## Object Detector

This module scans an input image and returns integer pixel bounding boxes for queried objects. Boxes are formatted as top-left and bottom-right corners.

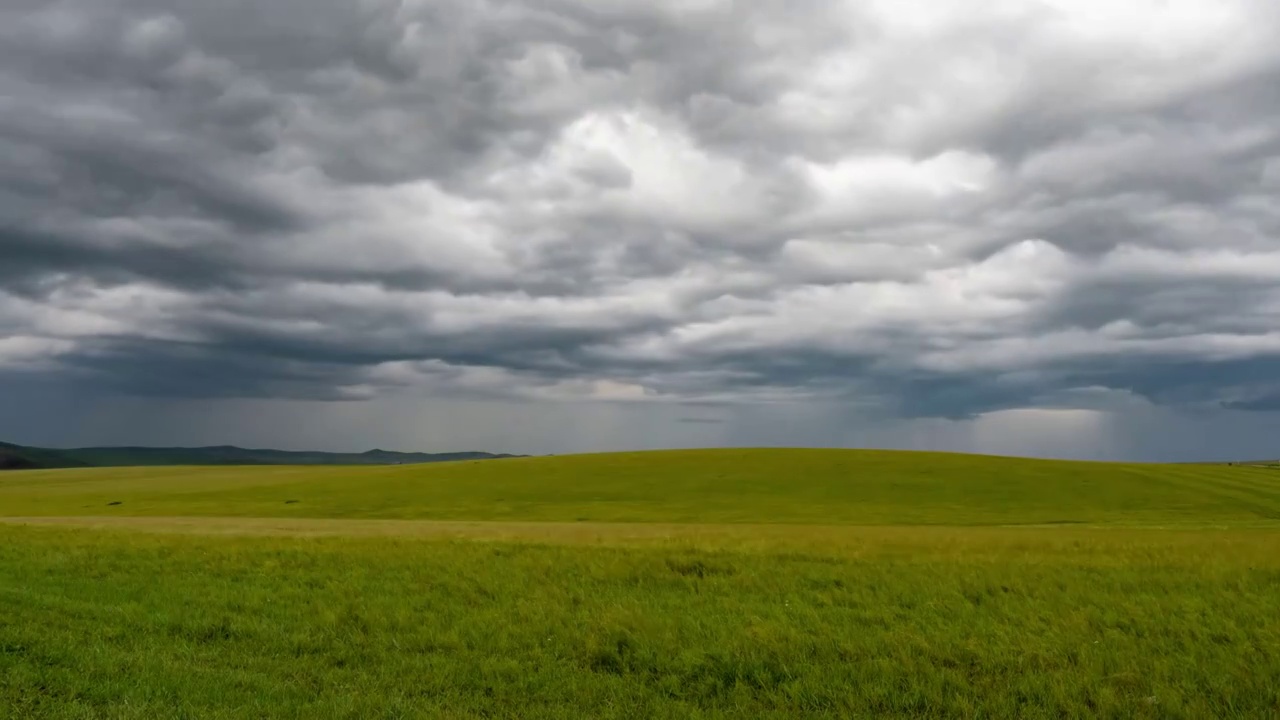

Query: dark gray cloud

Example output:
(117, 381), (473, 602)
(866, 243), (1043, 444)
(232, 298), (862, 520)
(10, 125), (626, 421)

(3, 0), (1280, 457)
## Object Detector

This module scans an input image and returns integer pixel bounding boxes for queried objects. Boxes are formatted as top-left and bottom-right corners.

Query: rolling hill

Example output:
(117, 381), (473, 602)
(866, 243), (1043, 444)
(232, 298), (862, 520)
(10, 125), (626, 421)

(0, 441), (91, 470)
(4, 448), (1279, 526)
(4, 447), (1280, 718)
(0, 448), (38, 470)
(0, 440), (517, 470)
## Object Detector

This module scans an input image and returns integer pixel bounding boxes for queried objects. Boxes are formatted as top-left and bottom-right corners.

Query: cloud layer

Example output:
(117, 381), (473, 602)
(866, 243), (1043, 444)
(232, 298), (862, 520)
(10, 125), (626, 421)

(4, 0), (1280, 436)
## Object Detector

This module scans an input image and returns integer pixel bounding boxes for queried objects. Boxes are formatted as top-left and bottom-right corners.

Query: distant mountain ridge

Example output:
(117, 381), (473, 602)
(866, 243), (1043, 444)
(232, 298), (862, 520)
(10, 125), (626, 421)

(0, 441), (520, 470)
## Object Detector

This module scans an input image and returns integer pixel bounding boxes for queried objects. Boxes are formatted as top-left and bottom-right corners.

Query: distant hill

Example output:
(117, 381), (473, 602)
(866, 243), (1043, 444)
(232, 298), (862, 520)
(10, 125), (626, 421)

(0, 442), (91, 470)
(0, 441), (519, 470)
(0, 448), (38, 470)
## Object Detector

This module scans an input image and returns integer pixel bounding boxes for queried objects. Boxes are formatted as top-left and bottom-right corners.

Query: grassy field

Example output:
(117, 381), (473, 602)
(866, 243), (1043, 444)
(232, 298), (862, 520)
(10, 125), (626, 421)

(3, 449), (1280, 718)
(4, 448), (1280, 526)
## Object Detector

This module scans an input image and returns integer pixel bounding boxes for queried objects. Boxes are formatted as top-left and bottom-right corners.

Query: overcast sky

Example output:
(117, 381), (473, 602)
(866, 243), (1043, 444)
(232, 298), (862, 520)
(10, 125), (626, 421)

(3, 0), (1280, 460)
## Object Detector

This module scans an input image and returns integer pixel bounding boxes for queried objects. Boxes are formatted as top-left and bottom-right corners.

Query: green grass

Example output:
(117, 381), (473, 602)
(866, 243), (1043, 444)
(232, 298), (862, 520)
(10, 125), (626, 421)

(4, 448), (1280, 526)
(3, 525), (1279, 719)
(2, 449), (1280, 718)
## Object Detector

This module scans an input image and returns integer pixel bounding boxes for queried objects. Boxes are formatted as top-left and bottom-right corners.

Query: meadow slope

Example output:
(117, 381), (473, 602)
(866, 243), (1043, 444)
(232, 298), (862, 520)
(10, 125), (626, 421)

(3, 448), (1280, 526)
(3, 449), (1280, 719)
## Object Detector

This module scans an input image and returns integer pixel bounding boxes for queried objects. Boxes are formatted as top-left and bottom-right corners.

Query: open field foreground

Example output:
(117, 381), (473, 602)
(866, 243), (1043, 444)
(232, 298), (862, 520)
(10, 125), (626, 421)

(3, 449), (1280, 718)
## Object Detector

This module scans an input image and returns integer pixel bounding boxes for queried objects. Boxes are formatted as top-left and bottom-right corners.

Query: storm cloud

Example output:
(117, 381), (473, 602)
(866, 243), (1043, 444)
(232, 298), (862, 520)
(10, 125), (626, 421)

(3, 0), (1280, 458)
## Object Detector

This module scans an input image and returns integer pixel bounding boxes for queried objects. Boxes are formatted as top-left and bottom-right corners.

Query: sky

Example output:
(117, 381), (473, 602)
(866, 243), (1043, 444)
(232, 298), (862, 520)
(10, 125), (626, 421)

(2, 0), (1280, 461)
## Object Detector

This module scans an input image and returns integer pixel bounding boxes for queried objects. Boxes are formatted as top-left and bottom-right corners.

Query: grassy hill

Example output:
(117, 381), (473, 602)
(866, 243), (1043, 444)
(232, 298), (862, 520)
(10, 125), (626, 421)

(0, 440), (515, 469)
(4, 448), (1279, 718)
(3, 448), (1279, 526)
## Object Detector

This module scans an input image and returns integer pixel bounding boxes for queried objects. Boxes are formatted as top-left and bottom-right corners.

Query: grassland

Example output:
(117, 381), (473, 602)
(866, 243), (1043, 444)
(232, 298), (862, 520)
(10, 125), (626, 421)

(3, 449), (1280, 718)
(4, 448), (1280, 526)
